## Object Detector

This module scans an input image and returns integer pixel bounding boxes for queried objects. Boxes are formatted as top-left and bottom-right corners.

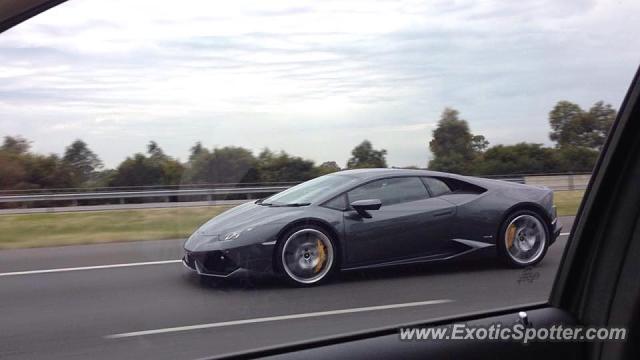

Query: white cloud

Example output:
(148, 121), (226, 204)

(0, 0), (638, 168)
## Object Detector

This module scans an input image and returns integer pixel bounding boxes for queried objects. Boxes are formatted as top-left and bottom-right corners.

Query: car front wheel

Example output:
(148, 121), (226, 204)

(276, 225), (336, 286)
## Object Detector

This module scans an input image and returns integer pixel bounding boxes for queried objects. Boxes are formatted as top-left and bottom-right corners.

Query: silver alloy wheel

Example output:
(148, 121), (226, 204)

(504, 214), (547, 265)
(281, 228), (334, 284)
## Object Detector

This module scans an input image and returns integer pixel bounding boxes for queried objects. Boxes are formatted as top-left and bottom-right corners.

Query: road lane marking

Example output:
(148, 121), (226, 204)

(560, 232), (570, 236)
(105, 299), (453, 339)
(0, 260), (181, 277)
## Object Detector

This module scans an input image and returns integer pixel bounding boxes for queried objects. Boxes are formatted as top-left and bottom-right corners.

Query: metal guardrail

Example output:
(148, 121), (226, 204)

(0, 173), (591, 208)
(522, 174), (590, 191)
(0, 186), (290, 205)
(0, 182), (299, 195)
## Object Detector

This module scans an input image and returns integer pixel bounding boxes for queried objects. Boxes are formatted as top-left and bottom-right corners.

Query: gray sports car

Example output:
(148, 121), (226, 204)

(183, 168), (562, 286)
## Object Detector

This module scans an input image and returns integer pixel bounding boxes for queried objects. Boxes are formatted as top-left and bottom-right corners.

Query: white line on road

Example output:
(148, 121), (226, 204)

(0, 259), (181, 277)
(560, 232), (570, 236)
(105, 299), (453, 339)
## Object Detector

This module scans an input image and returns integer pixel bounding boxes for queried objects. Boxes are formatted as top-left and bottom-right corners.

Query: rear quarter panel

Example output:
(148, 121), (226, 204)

(441, 178), (554, 245)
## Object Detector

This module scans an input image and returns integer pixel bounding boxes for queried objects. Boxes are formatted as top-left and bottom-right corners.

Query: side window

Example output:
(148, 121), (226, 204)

(347, 177), (429, 206)
(323, 194), (347, 211)
(422, 177), (451, 197)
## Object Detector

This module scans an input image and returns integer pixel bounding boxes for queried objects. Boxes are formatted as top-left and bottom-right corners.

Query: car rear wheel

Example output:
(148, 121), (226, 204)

(277, 225), (336, 286)
(498, 210), (549, 267)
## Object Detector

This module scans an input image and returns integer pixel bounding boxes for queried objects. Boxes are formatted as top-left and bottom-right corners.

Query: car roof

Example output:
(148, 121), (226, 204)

(334, 168), (454, 180)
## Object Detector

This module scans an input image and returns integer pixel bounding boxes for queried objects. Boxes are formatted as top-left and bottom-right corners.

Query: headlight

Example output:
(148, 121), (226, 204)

(222, 231), (240, 242)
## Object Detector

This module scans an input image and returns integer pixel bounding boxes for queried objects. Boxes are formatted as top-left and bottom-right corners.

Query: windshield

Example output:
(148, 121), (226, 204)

(261, 174), (356, 205)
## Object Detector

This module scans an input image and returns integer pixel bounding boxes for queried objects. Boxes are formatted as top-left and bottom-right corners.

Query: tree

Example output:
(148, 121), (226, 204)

(184, 146), (259, 184)
(189, 142), (206, 162)
(553, 146), (599, 173)
(109, 154), (165, 187)
(586, 101), (616, 150)
(315, 161), (341, 176)
(475, 143), (560, 175)
(62, 139), (103, 185)
(429, 108), (474, 159)
(257, 149), (316, 182)
(109, 142), (184, 186)
(146, 141), (166, 160)
(161, 158), (185, 186)
(85, 169), (117, 188)
(549, 100), (616, 150)
(428, 108), (482, 174)
(471, 135), (489, 153)
(21, 153), (75, 189)
(1, 136), (30, 154)
(0, 136), (75, 190)
(0, 151), (27, 189)
(346, 140), (387, 169)
(549, 101), (583, 146)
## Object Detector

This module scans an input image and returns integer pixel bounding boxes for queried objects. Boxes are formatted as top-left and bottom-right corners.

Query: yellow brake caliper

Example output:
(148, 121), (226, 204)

(314, 239), (326, 273)
(506, 224), (517, 249)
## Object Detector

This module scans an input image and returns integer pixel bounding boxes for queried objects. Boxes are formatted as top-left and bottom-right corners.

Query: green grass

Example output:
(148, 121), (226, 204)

(0, 190), (585, 250)
(0, 206), (232, 249)
(554, 190), (585, 217)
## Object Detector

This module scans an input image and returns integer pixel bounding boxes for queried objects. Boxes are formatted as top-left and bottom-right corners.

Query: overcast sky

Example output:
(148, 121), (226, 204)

(0, 0), (638, 168)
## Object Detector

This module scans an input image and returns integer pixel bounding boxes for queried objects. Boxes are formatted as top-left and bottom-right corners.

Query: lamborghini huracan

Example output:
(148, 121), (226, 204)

(183, 168), (562, 285)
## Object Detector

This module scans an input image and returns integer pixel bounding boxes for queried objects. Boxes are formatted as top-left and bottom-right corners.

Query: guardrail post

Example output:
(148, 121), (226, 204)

(568, 173), (575, 191)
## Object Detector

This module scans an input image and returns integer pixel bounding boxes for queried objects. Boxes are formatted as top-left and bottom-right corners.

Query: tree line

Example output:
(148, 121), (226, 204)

(428, 100), (616, 175)
(0, 99), (615, 190)
(0, 137), (386, 190)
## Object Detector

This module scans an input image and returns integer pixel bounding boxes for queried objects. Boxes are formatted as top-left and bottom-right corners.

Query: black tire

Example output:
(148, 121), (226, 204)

(275, 224), (337, 286)
(497, 209), (550, 268)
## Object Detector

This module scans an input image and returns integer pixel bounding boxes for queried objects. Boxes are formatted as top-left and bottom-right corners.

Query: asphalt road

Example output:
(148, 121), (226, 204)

(0, 217), (574, 360)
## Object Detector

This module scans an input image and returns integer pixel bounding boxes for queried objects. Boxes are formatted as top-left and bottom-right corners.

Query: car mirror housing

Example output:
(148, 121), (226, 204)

(350, 199), (382, 218)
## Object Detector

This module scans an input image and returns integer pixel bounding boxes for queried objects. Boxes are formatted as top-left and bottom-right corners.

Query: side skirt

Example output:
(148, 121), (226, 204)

(340, 239), (495, 271)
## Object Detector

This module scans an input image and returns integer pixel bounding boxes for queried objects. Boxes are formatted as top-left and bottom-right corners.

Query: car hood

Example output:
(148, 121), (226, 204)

(197, 201), (297, 235)
(184, 201), (306, 251)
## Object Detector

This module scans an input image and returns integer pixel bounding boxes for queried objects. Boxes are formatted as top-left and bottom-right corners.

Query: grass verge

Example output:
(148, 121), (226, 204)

(0, 190), (585, 250)
(554, 190), (585, 217)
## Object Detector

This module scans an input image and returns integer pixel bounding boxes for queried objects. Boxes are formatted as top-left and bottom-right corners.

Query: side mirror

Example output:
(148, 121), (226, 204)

(350, 199), (382, 218)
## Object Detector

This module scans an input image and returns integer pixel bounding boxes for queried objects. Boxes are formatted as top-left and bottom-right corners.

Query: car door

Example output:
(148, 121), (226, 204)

(343, 176), (456, 267)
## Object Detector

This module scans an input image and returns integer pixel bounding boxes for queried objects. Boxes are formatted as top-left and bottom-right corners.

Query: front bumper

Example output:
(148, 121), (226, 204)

(183, 243), (275, 277)
(183, 250), (242, 277)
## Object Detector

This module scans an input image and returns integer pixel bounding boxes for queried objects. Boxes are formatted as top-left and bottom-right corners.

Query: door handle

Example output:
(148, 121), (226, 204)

(433, 210), (453, 217)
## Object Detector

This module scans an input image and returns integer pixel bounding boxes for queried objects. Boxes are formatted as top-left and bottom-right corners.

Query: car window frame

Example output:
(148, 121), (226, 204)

(421, 176), (452, 197)
(320, 175), (433, 211)
(320, 193), (349, 211)
(345, 176), (431, 208)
